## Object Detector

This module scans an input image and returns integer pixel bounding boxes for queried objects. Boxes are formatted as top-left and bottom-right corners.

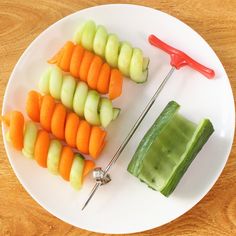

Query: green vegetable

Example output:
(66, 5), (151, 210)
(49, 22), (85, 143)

(127, 101), (214, 197)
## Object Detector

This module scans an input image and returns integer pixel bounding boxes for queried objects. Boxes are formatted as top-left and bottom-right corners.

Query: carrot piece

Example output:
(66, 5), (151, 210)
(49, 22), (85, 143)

(87, 55), (103, 89)
(40, 95), (55, 132)
(76, 120), (91, 154)
(89, 127), (106, 159)
(59, 41), (75, 72)
(79, 50), (94, 82)
(26, 90), (42, 122)
(109, 69), (123, 100)
(59, 146), (74, 181)
(0, 112), (11, 126)
(48, 47), (64, 64)
(97, 63), (111, 94)
(9, 111), (24, 150)
(82, 160), (95, 177)
(65, 112), (80, 148)
(69, 44), (84, 78)
(34, 130), (50, 168)
(51, 103), (67, 140)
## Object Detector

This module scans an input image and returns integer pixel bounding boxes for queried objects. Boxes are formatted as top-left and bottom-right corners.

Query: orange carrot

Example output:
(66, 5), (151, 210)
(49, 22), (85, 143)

(87, 55), (103, 89)
(79, 50), (94, 82)
(76, 120), (91, 154)
(9, 111), (24, 150)
(34, 130), (50, 168)
(48, 47), (64, 64)
(26, 91), (42, 122)
(59, 146), (74, 181)
(109, 69), (123, 100)
(40, 95), (55, 132)
(96, 63), (111, 94)
(65, 112), (80, 148)
(1, 112), (11, 127)
(89, 127), (106, 159)
(51, 103), (67, 140)
(59, 41), (75, 72)
(82, 160), (95, 177)
(69, 44), (84, 78)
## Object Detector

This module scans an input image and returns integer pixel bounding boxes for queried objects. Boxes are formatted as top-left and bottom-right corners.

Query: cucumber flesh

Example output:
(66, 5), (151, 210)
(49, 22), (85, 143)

(142, 57), (150, 71)
(128, 101), (214, 196)
(105, 34), (120, 68)
(69, 154), (84, 190)
(112, 108), (120, 120)
(93, 25), (108, 58)
(73, 81), (88, 117)
(39, 67), (51, 94)
(84, 90), (101, 126)
(49, 66), (63, 100)
(99, 98), (113, 128)
(73, 22), (85, 44)
(81, 20), (96, 51)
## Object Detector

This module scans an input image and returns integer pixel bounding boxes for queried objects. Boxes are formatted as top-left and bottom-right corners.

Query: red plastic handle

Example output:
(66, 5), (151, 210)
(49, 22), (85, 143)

(148, 34), (215, 79)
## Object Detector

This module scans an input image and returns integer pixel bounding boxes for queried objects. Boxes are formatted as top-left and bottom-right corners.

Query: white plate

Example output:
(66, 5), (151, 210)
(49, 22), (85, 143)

(2, 4), (235, 234)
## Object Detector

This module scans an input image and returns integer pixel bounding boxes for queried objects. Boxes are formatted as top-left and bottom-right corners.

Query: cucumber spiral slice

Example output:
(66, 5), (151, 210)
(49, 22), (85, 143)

(2, 112), (95, 190)
(73, 20), (149, 83)
(26, 91), (107, 159)
(48, 42), (123, 100)
(39, 66), (119, 127)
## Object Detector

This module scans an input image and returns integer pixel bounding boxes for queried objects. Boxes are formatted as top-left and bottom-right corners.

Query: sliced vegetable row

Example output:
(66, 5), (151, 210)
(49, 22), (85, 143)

(26, 91), (106, 159)
(1, 111), (95, 190)
(48, 42), (123, 100)
(39, 66), (120, 128)
(73, 20), (149, 83)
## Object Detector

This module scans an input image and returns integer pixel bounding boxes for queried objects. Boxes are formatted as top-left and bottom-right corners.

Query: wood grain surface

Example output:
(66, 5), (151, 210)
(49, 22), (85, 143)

(0, 0), (235, 235)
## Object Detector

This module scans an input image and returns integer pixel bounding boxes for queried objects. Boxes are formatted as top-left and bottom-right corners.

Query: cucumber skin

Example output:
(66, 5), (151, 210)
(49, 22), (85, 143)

(161, 118), (214, 197)
(127, 101), (180, 176)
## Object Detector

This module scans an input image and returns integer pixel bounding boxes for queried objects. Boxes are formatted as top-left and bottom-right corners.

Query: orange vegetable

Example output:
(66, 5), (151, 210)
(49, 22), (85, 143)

(79, 50), (94, 82)
(59, 146), (74, 181)
(82, 160), (95, 177)
(34, 130), (50, 168)
(65, 112), (80, 148)
(0, 112), (11, 127)
(109, 69), (123, 100)
(26, 90), (42, 122)
(48, 47), (64, 64)
(76, 120), (91, 154)
(97, 63), (110, 94)
(59, 41), (75, 72)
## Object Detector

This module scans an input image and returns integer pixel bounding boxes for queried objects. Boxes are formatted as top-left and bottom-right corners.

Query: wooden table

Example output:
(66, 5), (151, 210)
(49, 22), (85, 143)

(0, 1), (235, 235)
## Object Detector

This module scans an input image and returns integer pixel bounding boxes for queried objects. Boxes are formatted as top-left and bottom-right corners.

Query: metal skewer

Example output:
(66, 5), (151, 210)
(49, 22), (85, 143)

(81, 34), (215, 211)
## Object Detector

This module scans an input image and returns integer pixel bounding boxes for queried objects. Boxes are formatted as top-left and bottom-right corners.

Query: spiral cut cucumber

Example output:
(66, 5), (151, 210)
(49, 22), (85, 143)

(1, 111), (95, 190)
(26, 91), (106, 159)
(39, 66), (120, 128)
(48, 41), (123, 100)
(73, 20), (149, 83)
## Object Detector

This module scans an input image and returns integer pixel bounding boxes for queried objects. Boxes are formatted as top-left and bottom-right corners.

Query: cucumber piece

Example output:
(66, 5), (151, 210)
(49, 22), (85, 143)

(69, 154), (84, 190)
(73, 81), (88, 117)
(6, 131), (11, 143)
(49, 66), (63, 100)
(39, 68), (51, 94)
(84, 90), (101, 126)
(73, 22), (85, 44)
(93, 25), (108, 58)
(60, 75), (76, 109)
(127, 101), (214, 197)
(105, 34), (120, 68)
(22, 121), (38, 159)
(47, 140), (62, 175)
(99, 98), (113, 128)
(81, 20), (96, 51)
(112, 108), (121, 120)
(142, 57), (150, 71)
(129, 48), (146, 83)
(118, 42), (133, 77)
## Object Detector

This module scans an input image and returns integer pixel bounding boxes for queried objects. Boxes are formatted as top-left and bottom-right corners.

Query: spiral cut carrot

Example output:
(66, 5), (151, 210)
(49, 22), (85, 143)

(48, 41), (123, 100)
(26, 91), (106, 159)
(38, 66), (120, 128)
(1, 111), (95, 190)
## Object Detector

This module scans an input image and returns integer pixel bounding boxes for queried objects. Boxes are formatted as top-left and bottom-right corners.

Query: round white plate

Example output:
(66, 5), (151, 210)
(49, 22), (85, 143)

(2, 4), (235, 234)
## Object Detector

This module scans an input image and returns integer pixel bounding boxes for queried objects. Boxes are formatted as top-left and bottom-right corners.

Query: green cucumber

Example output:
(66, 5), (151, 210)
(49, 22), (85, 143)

(73, 81), (88, 117)
(73, 22), (85, 44)
(93, 25), (108, 58)
(84, 90), (101, 126)
(105, 34), (120, 68)
(142, 57), (150, 71)
(49, 66), (63, 100)
(81, 20), (96, 51)
(47, 140), (62, 175)
(39, 67), (51, 94)
(22, 121), (38, 159)
(6, 131), (11, 143)
(69, 154), (84, 190)
(127, 101), (214, 197)
(118, 42), (133, 77)
(112, 108), (121, 120)
(60, 75), (76, 109)
(99, 98), (113, 128)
